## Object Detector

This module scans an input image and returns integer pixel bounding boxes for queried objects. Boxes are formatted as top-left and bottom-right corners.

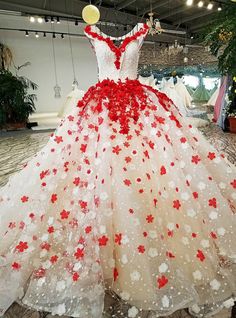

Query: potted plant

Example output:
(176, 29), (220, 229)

(204, 3), (236, 133)
(0, 43), (37, 130)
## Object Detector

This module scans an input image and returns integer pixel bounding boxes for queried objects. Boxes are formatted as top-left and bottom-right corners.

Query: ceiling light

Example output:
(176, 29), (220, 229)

(51, 16), (54, 23)
(29, 16), (35, 22)
(25, 30), (29, 37)
(186, 0), (193, 6)
(56, 17), (60, 24)
(207, 2), (213, 10)
(35, 32), (39, 38)
(218, 4), (222, 11)
(37, 17), (43, 23)
(198, 1), (204, 7)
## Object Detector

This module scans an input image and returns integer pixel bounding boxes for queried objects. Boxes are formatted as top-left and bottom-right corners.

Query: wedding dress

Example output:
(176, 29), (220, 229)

(207, 84), (220, 108)
(175, 76), (193, 108)
(0, 23), (236, 318)
(138, 74), (156, 89)
(58, 87), (84, 118)
(161, 77), (188, 116)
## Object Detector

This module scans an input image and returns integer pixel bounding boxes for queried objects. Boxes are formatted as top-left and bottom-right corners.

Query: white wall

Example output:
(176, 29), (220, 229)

(0, 15), (98, 113)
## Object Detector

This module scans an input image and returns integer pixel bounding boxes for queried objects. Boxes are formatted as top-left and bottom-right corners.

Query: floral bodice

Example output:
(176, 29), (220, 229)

(84, 23), (149, 82)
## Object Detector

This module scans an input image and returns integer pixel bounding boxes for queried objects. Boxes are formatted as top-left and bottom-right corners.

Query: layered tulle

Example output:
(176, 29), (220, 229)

(0, 79), (236, 318)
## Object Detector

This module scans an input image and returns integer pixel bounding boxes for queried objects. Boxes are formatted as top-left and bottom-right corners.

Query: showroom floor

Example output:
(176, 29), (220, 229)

(0, 123), (236, 318)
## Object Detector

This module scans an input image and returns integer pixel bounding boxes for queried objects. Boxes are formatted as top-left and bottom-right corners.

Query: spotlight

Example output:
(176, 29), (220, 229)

(191, 34), (194, 39)
(25, 30), (29, 37)
(207, 2), (213, 10)
(43, 32), (46, 37)
(186, 0), (193, 6)
(51, 16), (54, 23)
(53, 32), (56, 38)
(37, 17), (43, 23)
(61, 33), (64, 39)
(198, 1), (204, 7)
(35, 32), (39, 38)
(44, 16), (49, 22)
(75, 19), (78, 26)
(29, 16), (35, 22)
(218, 4), (222, 11)
(56, 17), (60, 24)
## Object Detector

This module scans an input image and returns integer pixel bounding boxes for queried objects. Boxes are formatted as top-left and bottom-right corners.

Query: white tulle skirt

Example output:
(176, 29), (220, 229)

(0, 79), (236, 318)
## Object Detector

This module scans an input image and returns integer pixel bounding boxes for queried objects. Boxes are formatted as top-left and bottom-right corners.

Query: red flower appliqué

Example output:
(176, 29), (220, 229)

(173, 200), (181, 210)
(146, 214), (154, 223)
(208, 197), (217, 208)
(12, 262), (21, 270)
(74, 248), (84, 260)
(60, 209), (70, 219)
(138, 245), (145, 253)
(196, 249), (205, 262)
(208, 152), (216, 160)
(230, 179), (236, 189)
(15, 241), (28, 252)
(157, 275), (168, 289)
(191, 155), (201, 165)
(115, 233), (122, 245)
(21, 196), (29, 203)
(98, 235), (109, 246)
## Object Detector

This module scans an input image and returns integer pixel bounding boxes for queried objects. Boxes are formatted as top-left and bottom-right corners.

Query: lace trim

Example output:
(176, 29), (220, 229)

(84, 24), (149, 70)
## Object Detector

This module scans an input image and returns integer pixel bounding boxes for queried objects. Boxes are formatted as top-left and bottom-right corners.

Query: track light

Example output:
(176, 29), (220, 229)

(29, 16), (35, 22)
(61, 33), (64, 39)
(53, 32), (56, 38)
(198, 1), (204, 7)
(25, 30), (29, 37)
(37, 17), (43, 23)
(35, 32), (39, 38)
(75, 19), (78, 26)
(207, 2), (213, 10)
(51, 16), (54, 23)
(56, 17), (60, 24)
(45, 16), (49, 22)
(43, 32), (46, 37)
(218, 4), (222, 11)
(186, 0), (193, 6)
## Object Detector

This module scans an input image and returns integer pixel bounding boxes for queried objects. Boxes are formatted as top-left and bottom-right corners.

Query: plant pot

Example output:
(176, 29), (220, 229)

(6, 122), (26, 131)
(228, 117), (236, 133)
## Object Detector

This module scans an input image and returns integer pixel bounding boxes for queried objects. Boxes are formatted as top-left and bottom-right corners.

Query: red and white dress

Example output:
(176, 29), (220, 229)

(0, 23), (236, 318)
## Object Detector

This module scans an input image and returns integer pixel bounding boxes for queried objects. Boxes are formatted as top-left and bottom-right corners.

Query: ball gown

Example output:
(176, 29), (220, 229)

(0, 23), (236, 318)
(175, 76), (193, 108)
(58, 87), (84, 118)
(161, 77), (188, 116)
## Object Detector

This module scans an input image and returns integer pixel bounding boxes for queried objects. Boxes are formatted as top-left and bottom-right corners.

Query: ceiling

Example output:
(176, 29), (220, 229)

(0, 0), (233, 42)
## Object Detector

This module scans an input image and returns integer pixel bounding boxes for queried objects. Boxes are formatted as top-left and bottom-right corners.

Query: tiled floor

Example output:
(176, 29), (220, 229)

(0, 123), (236, 318)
